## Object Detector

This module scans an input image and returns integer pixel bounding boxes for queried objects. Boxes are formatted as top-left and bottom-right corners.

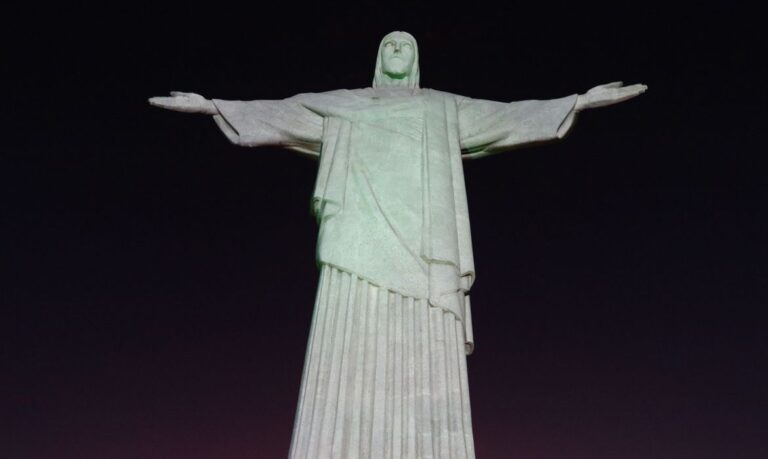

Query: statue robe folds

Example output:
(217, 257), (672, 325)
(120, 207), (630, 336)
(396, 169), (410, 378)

(212, 88), (577, 354)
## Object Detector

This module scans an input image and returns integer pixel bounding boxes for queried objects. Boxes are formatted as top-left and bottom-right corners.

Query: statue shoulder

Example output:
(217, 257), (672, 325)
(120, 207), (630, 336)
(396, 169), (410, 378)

(422, 88), (464, 100)
(289, 88), (372, 103)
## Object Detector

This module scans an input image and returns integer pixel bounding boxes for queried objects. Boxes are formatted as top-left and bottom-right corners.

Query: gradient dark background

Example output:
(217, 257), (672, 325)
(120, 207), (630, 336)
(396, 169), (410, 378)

(3, 3), (766, 458)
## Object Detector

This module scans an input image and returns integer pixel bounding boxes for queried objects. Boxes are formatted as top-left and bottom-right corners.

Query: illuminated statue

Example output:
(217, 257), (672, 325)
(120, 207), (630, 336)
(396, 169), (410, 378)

(150, 31), (646, 458)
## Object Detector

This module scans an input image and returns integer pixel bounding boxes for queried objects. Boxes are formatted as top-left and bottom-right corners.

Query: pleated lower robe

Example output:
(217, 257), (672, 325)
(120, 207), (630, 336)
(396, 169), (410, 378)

(288, 264), (475, 459)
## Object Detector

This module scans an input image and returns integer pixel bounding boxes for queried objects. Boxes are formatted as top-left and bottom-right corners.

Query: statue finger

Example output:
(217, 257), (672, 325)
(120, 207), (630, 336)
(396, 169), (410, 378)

(171, 91), (204, 101)
(588, 81), (623, 93)
(149, 96), (192, 111)
(618, 84), (648, 98)
(149, 96), (174, 107)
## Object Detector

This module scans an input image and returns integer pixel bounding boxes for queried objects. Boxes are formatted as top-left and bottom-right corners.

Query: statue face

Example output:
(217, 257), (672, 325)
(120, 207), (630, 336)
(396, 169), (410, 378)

(380, 35), (415, 79)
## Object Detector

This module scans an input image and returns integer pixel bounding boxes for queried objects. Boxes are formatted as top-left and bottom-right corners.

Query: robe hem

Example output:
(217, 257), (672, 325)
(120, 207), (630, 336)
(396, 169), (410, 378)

(316, 261), (475, 354)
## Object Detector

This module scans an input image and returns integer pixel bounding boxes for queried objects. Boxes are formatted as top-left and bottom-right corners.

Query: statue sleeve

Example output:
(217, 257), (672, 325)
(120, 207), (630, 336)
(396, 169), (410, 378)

(211, 97), (324, 157)
(457, 94), (578, 160)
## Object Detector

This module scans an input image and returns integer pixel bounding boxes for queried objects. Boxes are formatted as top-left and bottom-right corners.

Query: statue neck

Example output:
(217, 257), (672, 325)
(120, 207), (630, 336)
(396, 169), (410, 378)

(380, 74), (413, 88)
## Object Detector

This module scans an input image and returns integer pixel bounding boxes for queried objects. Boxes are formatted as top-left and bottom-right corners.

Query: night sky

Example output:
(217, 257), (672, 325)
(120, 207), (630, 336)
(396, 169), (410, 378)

(4, 3), (767, 458)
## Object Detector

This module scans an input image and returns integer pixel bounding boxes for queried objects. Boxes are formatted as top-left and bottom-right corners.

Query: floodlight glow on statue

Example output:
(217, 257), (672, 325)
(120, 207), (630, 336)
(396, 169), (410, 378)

(150, 31), (646, 458)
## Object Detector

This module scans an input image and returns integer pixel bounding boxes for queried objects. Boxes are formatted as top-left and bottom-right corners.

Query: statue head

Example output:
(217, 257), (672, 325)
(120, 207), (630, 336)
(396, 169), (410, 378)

(373, 31), (420, 89)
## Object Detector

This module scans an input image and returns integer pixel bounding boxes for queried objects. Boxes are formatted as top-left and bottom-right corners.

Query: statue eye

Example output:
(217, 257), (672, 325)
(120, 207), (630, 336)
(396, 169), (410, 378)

(385, 42), (394, 48)
(402, 42), (412, 48)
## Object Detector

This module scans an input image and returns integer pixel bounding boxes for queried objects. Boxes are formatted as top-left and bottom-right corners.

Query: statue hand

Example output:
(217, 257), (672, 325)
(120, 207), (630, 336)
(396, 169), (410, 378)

(148, 91), (218, 114)
(575, 81), (648, 111)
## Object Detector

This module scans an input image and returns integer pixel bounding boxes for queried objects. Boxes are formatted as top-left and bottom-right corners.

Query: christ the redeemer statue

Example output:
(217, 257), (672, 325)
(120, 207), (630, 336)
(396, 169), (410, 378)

(150, 31), (646, 459)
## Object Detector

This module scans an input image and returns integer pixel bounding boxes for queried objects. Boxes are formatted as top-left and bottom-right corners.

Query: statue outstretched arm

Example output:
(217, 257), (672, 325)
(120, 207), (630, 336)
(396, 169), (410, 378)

(458, 93), (579, 159)
(148, 92), (218, 114)
(458, 82), (647, 160)
(149, 91), (324, 156)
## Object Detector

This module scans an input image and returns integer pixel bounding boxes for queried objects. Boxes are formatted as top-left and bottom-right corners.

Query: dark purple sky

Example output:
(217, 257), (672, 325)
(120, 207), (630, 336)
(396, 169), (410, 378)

(4, 3), (766, 458)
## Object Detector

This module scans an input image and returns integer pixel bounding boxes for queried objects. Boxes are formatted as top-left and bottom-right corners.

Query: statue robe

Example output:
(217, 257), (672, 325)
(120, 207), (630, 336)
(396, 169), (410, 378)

(212, 87), (577, 354)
